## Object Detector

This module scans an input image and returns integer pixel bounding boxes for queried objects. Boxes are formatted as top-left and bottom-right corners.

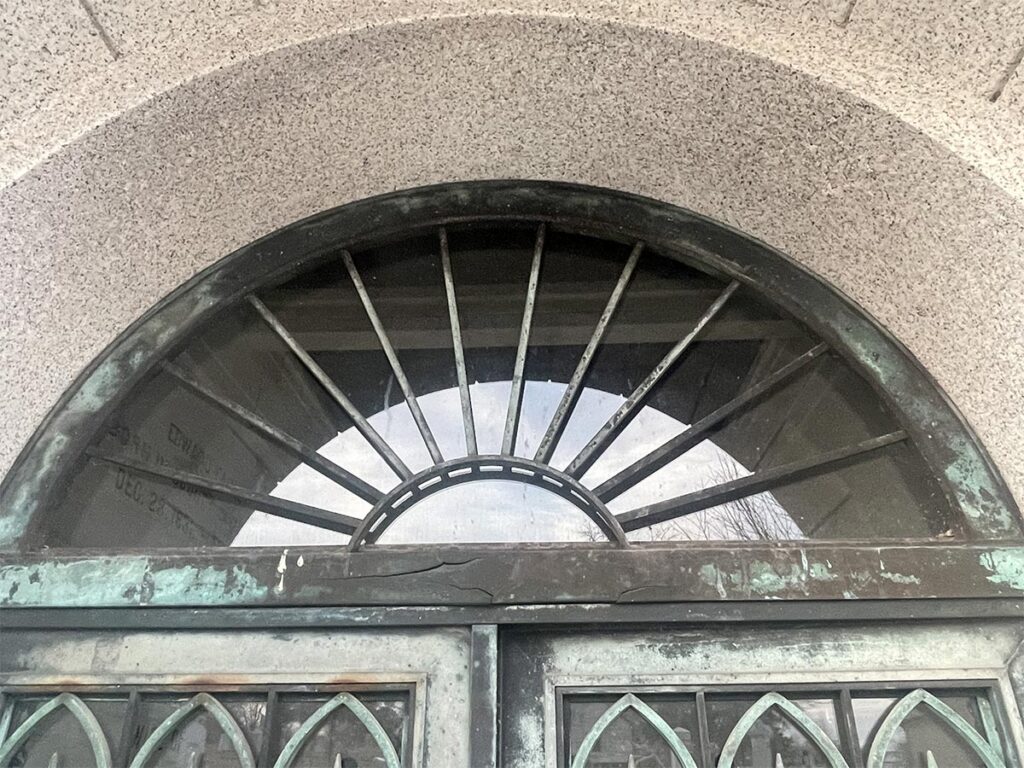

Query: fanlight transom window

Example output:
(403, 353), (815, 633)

(24, 213), (961, 551)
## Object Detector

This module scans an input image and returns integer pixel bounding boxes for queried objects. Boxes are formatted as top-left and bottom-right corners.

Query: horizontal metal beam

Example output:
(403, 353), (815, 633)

(3, 598), (1023, 630)
(3, 542), (1022, 608)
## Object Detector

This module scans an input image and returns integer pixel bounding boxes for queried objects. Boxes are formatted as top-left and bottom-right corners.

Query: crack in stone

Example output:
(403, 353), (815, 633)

(987, 43), (1024, 102)
(77, 0), (122, 61)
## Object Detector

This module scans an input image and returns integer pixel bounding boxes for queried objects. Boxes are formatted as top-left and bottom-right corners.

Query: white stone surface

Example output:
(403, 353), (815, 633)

(1, 4), (1022, 506)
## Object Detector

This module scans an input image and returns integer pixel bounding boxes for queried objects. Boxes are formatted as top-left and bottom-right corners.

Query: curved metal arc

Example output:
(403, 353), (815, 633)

(0, 693), (112, 768)
(347, 455), (629, 550)
(718, 692), (850, 768)
(866, 690), (1006, 768)
(271, 692), (401, 768)
(570, 693), (698, 768)
(128, 693), (255, 768)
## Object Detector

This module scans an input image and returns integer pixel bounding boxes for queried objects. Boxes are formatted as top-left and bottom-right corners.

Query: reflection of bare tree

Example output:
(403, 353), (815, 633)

(233, 700), (266, 744)
(582, 456), (802, 543)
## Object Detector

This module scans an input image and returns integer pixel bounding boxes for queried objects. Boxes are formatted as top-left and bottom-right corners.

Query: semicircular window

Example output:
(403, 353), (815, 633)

(17, 191), (987, 549)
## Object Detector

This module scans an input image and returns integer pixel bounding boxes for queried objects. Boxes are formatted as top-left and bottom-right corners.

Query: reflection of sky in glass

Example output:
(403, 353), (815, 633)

(232, 382), (802, 546)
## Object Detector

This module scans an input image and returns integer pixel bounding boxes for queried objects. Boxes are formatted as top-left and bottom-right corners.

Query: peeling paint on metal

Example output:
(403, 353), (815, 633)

(0, 559), (268, 607)
(876, 573), (925, 585)
(880, 571), (922, 585)
(0, 558), (150, 606)
(980, 549), (1024, 591)
(809, 563), (839, 582)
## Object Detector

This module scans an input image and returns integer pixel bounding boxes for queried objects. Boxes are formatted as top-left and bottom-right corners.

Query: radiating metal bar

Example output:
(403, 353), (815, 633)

(89, 449), (361, 535)
(594, 342), (827, 501)
(440, 227), (478, 456)
(566, 280), (740, 478)
(341, 250), (444, 465)
(163, 362), (384, 504)
(616, 430), (907, 531)
(534, 241), (643, 464)
(502, 223), (545, 455)
(248, 295), (412, 479)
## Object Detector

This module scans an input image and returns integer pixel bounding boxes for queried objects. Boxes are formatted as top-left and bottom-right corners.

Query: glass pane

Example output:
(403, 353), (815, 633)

(852, 693), (996, 768)
(378, 480), (601, 544)
(564, 694), (700, 768)
(705, 697), (842, 768)
(137, 695), (265, 768)
(276, 693), (408, 767)
(5, 697), (126, 768)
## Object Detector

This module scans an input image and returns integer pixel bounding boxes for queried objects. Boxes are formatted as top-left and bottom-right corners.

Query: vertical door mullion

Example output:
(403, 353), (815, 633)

(838, 688), (864, 768)
(696, 690), (714, 768)
(470, 625), (499, 768)
(115, 690), (142, 768)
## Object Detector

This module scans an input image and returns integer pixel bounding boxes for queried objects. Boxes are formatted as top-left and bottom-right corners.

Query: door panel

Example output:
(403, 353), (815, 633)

(500, 624), (1024, 768)
(0, 628), (473, 766)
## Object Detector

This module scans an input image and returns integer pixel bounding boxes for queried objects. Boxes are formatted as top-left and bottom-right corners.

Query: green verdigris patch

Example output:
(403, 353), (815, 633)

(880, 571), (921, 585)
(0, 558), (150, 606)
(698, 556), (841, 598)
(0, 558), (268, 607)
(148, 564), (268, 605)
(980, 549), (1024, 591)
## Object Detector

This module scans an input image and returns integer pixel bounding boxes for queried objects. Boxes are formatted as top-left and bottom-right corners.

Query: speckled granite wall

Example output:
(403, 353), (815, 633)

(1, 4), (1022, 503)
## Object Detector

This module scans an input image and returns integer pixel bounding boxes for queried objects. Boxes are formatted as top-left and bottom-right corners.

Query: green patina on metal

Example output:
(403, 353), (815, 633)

(0, 558), (151, 606)
(272, 692), (400, 768)
(746, 561), (807, 596)
(700, 556), (848, 598)
(831, 321), (1020, 539)
(128, 693), (255, 768)
(866, 689), (1006, 768)
(0, 558), (268, 607)
(808, 562), (839, 582)
(0, 281), (222, 549)
(2, 544), (1024, 608)
(0, 693), (113, 768)
(570, 693), (699, 768)
(879, 571), (921, 585)
(980, 549), (1024, 591)
(0, 432), (68, 548)
(940, 433), (1019, 536)
(148, 564), (268, 605)
(718, 692), (850, 768)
